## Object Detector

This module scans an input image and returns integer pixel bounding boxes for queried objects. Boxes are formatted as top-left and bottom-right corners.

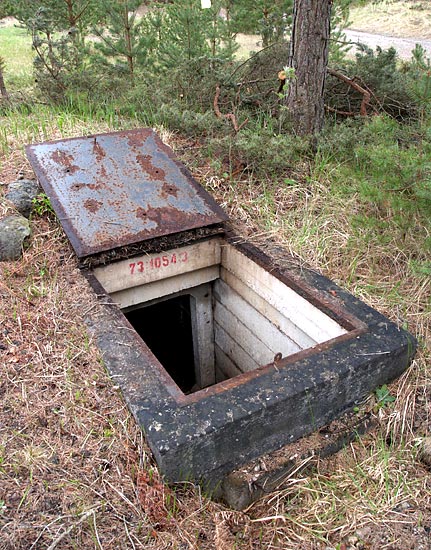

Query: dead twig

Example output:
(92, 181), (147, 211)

(46, 508), (100, 550)
(213, 85), (248, 133)
(327, 68), (378, 116)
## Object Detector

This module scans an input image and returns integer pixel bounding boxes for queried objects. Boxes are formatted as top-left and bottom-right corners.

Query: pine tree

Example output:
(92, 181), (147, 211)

(156, 0), (210, 70)
(205, 0), (238, 62)
(286, 0), (332, 137)
(231, 0), (293, 47)
(91, 0), (152, 86)
(150, 0), (237, 73)
(0, 1), (14, 19)
(12, 0), (104, 100)
(13, 0), (103, 41)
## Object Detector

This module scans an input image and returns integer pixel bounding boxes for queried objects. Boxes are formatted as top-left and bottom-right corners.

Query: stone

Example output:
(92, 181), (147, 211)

(0, 215), (31, 261)
(5, 179), (40, 218)
(419, 437), (431, 468)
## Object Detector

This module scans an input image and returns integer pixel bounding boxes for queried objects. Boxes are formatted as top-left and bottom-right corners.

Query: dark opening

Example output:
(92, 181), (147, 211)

(125, 295), (196, 393)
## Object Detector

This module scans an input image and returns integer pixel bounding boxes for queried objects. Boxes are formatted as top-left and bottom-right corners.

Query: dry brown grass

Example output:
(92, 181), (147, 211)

(1, 1), (430, 547)
(197, 148), (431, 548)
(0, 120), (232, 550)
(0, 216), (225, 549)
(0, 113), (430, 550)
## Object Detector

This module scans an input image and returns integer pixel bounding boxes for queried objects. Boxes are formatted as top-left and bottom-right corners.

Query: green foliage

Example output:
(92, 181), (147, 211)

(330, 0), (353, 63)
(14, 1), (103, 101)
(155, 1), (212, 68)
(408, 44), (431, 124)
(204, 0), (238, 61)
(160, 58), (231, 111)
(353, 117), (431, 210)
(91, 0), (149, 86)
(30, 19), (84, 100)
(32, 193), (54, 217)
(230, 0), (349, 50)
(210, 41), (290, 128)
(230, 0), (293, 46)
(326, 45), (416, 119)
(0, 1), (14, 18)
(13, 0), (103, 37)
(318, 115), (431, 255)
(149, 0), (237, 72)
(374, 385), (396, 410)
(208, 125), (310, 178)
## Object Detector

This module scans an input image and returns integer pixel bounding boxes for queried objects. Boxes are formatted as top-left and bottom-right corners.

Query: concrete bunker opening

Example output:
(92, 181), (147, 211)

(97, 238), (350, 397)
(24, 128), (416, 489)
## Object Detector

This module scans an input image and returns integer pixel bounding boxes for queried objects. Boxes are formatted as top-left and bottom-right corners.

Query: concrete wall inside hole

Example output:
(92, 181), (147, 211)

(93, 237), (348, 395)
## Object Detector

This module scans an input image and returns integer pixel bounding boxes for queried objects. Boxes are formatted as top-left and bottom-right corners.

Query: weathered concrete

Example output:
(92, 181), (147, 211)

(0, 214), (31, 261)
(84, 235), (417, 490)
(24, 128), (418, 492)
(219, 410), (375, 510)
(5, 179), (40, 218)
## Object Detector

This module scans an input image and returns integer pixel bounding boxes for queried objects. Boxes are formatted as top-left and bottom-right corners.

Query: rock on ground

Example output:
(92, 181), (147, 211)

(5, 179), (40, 218)
(0, 214), (31, 261)
(419, 436), (431, 468)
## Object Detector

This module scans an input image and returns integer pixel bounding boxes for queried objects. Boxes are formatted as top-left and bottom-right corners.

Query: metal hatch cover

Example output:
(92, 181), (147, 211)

(25, 128), (227, 258)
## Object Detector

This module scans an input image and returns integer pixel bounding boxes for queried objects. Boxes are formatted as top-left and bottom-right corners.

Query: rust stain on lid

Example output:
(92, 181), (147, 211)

(26, 128), (227, 258)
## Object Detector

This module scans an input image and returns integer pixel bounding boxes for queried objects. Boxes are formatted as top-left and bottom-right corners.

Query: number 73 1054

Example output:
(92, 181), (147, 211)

(129, 251), (188, 275)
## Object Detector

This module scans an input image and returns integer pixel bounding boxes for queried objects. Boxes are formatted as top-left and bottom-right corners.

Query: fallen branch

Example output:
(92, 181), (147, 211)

(214, 85), (248, 133)
(325, 105), (356, 117)
(327, 67), (378, 116)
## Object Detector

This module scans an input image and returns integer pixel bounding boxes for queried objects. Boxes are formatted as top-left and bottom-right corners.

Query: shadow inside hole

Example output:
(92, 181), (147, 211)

(125, 295), (197, 393)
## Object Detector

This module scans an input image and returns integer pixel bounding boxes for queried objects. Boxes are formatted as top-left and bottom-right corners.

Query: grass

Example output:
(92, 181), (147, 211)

(0, 23), (33, 90)
(1, 3), (431, 549)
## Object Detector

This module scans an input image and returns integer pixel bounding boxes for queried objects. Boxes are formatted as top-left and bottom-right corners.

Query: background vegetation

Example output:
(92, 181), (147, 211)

(0, 0), (430, 548)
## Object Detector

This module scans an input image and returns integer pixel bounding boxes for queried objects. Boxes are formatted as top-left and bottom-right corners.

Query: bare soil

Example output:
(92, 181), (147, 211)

(349, 0), (431, 39)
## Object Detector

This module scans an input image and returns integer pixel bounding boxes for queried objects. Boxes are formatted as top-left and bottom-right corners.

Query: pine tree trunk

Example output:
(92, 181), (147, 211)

(286, 0), (332, 137)
(0, 58), (10, 100)
(123, 3), (134, 85)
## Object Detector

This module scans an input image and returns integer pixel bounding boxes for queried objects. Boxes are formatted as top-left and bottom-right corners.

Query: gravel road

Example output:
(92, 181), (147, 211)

(344, 28), (431, 60)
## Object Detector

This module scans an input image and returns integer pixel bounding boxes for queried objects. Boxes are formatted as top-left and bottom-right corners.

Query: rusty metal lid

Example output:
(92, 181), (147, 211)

(26, 128), (227, 258)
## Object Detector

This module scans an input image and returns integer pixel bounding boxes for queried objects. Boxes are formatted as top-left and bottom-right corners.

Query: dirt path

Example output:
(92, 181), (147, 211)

(345, 28), (431, 59)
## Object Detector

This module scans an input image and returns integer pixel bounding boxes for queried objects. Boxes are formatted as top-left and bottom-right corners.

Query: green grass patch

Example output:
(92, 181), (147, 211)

(0, 23), (33, 90)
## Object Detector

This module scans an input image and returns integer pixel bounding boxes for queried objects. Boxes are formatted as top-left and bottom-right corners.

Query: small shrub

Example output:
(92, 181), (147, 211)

(156, 105), (226, 138)
(320, 115), (431, 230)
(209, 125), (311, 178)
(325, 46), (416, 120)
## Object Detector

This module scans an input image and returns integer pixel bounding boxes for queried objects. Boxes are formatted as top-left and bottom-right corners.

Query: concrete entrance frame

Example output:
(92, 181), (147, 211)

(25, 129), (417, 490)
(84, 233), (416, 488)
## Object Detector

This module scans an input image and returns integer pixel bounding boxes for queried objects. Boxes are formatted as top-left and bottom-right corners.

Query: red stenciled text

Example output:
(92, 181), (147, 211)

(129, 251), (188, 275)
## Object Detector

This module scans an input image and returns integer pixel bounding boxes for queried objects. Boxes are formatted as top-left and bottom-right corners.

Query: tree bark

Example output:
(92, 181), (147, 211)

(286, 0), (332, 136)
(0, 57), (10, 101)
